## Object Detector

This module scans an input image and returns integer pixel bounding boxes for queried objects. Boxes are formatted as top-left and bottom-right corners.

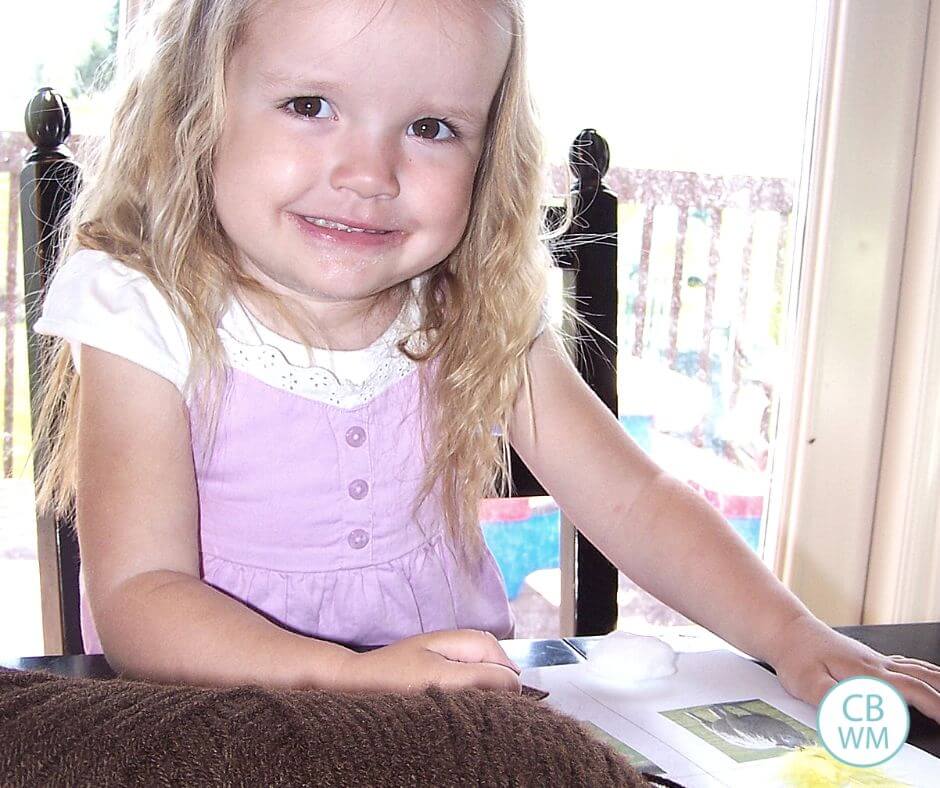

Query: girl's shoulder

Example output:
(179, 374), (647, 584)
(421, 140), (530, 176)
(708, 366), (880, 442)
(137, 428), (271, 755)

(34, 249), (192, 393)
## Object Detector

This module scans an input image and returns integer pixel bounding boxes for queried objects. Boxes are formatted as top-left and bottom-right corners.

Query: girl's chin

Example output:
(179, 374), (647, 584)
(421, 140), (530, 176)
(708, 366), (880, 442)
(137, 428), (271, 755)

(275, 274), (408, 308)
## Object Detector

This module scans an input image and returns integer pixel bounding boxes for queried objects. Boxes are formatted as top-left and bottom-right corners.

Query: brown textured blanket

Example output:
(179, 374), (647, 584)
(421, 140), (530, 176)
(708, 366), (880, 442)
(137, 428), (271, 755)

(0, 668), (651, 786)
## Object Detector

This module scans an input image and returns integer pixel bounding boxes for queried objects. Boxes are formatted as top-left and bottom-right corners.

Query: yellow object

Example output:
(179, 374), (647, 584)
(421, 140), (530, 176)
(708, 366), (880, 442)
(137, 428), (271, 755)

(778, 746), (908, 786)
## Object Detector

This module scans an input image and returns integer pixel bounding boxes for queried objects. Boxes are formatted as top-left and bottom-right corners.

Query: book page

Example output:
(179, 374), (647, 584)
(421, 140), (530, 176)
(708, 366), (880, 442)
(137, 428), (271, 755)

(522, 649), (940, 786)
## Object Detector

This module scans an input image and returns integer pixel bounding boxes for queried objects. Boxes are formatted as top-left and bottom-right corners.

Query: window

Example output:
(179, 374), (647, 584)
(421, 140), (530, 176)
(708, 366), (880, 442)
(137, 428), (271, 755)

(497, 0), (828, 637)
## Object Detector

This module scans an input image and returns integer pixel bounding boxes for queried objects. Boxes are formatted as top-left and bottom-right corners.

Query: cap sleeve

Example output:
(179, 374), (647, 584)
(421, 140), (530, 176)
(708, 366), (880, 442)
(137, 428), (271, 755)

(33, 249), (191, 393)
(533, 295), (554, 340)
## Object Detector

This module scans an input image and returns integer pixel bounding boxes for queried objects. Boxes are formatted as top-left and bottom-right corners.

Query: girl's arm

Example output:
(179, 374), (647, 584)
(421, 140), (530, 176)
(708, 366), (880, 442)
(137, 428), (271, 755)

(76, 346), (353, 688)
(77, 346), (518, 692)
(509, 329), (940, 721)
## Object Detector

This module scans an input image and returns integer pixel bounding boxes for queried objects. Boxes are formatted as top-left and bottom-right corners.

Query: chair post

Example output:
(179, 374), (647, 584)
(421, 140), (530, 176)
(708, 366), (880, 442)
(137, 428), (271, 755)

(568, 129), (619, 636)
(20, 87), (84, 655)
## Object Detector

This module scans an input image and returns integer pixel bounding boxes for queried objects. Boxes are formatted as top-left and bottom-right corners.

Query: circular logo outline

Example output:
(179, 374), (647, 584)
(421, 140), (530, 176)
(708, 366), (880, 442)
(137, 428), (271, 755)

(816, 675), (910, 767)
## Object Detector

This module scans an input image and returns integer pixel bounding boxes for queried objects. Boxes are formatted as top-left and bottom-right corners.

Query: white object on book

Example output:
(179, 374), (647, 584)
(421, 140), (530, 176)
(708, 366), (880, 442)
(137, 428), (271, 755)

(585, 631), (678, 681)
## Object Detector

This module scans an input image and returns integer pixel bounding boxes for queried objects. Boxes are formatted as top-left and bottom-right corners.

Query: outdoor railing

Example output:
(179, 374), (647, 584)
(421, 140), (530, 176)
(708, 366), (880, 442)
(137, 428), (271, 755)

(551, 162), (794, 386)
(1, 131), (33, 479)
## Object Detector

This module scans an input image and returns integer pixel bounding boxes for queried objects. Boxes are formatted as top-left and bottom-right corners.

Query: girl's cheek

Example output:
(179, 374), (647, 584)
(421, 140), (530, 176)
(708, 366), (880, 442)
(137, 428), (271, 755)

(448, 173), (478, 226)
(414, 162), (476, 208)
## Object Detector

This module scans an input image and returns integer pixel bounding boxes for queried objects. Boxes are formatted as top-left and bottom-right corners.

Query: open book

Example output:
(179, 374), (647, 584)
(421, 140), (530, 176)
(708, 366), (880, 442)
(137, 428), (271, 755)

(521, 631), (939, 787)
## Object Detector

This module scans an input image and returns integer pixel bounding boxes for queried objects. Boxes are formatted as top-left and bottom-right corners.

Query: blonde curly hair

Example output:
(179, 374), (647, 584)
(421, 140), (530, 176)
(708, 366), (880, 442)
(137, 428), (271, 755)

(33, 0), (571, 567)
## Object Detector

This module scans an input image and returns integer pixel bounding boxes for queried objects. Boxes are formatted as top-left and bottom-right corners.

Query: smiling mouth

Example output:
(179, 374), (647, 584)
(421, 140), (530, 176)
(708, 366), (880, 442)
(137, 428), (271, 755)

(301, 216), (391, 234)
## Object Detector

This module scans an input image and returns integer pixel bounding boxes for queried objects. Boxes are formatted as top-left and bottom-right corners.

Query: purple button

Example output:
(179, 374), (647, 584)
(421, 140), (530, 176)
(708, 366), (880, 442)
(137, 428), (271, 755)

(345, 426), (366, 447)
(347, 529), (370, 549)
(348, 479), (369, 500)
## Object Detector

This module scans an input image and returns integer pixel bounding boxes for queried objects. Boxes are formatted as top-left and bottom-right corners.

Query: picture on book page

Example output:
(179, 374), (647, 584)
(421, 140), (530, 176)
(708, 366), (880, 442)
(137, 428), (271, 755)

(582, 722), (666, 775)
(660, 699), (818, 763)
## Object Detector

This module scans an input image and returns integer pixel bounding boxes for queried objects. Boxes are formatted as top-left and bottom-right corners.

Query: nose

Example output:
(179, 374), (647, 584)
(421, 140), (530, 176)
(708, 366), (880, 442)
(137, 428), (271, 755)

(329, 132), (401, 200)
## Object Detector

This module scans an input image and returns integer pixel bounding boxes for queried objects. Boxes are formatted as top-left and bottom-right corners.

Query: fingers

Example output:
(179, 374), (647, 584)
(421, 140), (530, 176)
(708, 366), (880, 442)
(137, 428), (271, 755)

(880, 664), (940, 723)
(422, 629), (521, 676)
(452, 661), (522, 693)
(887, 655), (940, 683)
(357, 630), (526, 695)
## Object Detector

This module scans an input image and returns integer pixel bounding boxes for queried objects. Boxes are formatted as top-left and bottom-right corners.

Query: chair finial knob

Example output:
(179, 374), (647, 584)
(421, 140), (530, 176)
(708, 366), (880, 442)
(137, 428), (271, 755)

(24, 87), (72, 149)
(569, 129), (610, 187)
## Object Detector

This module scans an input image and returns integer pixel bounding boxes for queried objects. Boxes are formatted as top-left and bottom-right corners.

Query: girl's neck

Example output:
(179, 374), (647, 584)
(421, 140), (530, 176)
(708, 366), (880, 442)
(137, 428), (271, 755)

(236, 272), (409, 352)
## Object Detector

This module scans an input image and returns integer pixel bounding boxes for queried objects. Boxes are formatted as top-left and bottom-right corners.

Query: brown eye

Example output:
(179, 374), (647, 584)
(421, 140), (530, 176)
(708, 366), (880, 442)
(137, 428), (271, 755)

(289, 96), (330, 118)
(410, 118), (454, 141)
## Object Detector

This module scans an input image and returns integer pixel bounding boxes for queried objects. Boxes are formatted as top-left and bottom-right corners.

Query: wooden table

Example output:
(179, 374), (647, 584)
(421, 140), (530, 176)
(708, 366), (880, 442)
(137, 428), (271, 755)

(4, 623), (939, 757)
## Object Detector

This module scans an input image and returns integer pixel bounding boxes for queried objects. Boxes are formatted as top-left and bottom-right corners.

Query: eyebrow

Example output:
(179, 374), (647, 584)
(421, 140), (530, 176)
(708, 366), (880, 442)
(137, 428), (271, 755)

(258, 69), (485, 127)
(259, 70), (348, 96)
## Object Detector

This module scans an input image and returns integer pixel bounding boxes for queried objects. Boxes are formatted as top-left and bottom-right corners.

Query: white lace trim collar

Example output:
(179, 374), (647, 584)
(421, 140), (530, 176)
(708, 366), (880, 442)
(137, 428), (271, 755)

(217, 281), (426, 409)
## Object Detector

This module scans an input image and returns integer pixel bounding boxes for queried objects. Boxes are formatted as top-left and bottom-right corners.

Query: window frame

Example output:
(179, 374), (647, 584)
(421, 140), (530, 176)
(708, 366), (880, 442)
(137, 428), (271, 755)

(769, 0), (931, 625)
(866, 0), (940, 624)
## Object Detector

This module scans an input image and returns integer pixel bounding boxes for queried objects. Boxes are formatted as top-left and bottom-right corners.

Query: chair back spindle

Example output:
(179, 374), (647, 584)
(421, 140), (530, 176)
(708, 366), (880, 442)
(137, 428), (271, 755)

(507, 129), (620, 636)
(20, 88), (83, 655)
(567, 129), (619, 636)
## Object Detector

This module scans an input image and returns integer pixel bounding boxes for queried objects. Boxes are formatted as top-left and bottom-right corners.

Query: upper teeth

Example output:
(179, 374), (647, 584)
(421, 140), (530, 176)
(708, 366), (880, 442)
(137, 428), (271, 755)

(306, 217), (385, 234)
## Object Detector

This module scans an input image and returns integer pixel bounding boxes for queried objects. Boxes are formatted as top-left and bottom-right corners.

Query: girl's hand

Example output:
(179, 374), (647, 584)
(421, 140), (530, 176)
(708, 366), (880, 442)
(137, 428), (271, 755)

(332, 629), (522, 695)
(768, 614), (940, 723)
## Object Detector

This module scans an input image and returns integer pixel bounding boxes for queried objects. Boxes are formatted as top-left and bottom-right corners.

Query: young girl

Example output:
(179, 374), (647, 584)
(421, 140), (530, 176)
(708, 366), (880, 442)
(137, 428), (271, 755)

(33, 0), (940, 719)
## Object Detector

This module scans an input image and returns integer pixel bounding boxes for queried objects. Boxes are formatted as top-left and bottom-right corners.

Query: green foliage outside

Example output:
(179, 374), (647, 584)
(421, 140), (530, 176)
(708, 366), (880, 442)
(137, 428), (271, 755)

(72, 0), (119, 98)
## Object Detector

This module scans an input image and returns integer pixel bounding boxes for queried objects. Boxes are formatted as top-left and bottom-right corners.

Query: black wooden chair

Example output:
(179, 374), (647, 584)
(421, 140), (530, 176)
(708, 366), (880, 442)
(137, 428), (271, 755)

(21, 88), (83, 655)
(20, 87), (621, 655)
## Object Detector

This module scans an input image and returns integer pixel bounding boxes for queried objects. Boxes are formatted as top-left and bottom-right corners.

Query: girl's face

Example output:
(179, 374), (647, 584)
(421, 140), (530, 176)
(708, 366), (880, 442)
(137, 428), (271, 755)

(214, 0), (512, 316)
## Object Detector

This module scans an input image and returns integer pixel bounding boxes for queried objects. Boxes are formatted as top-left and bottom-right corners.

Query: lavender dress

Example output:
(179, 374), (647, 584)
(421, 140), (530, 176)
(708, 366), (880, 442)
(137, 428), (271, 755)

(36, 250), (515, 653)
